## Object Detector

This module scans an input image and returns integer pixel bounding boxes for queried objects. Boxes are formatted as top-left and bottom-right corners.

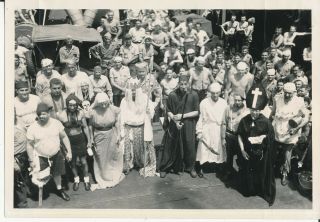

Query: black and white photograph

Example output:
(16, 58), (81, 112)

(5, 1), (320, 218)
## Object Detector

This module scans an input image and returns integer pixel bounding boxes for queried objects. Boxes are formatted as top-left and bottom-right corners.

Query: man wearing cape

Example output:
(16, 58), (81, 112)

(237, 84), (276, 206)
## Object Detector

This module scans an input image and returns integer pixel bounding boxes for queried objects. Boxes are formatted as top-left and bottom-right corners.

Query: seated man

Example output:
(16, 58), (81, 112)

(119, 34), (141, 67)
(59, 36), (80, 73)
(163, 43), (183, 74)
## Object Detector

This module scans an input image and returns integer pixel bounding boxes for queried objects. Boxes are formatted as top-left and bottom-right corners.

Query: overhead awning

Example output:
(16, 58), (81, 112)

(32, 24), (102, 43)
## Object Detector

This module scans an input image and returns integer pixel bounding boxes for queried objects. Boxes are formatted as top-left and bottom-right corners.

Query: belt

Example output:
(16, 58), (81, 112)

(125, 123), (144, 128)
(132, 41), (142, 44)
(94, 126), (113, 131)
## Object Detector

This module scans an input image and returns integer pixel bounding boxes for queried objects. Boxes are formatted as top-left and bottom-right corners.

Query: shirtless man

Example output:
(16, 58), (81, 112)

(224, 57), (238, 87)
(225, 93), (249, 179)
(160, 67), (178, 109)
(224, 61), (254, 102)
(188, 57), (214, 101)
(270, 27), (284, 55)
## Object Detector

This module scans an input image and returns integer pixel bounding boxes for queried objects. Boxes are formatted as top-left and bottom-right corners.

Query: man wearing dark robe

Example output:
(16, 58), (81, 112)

(237, 84), (276, 206)
(158, 75), (199, 178)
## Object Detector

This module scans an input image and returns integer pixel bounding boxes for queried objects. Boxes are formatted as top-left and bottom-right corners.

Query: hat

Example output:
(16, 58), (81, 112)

(283, 82), (296, 93)
(92, 92), (110, 108)
(267, 69), (276, 75)
(186, 48), (195, 55)
(135, 62), (148, 71)
(41, 58), (53, 68)
(104, 32), (112, 39)
(282, 49), (291, 57)
(15, 81), (29, 90)
(245, 84), (268, 110)
(208, 82), (222, 92)
(237, 61), (248, 70)
(36, 102), (51, 116)
(110, 26), (118, 35)
(124, 33), (132, 40)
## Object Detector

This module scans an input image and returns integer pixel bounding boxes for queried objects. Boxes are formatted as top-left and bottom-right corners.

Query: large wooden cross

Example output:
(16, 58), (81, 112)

(251, 87), (262, 108)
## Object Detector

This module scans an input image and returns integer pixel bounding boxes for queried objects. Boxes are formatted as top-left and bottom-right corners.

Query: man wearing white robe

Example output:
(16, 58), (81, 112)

(196, 83), (228, 177)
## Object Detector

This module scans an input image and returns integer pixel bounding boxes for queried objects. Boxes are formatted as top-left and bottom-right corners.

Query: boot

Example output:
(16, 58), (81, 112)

(57, 189), (70, 201)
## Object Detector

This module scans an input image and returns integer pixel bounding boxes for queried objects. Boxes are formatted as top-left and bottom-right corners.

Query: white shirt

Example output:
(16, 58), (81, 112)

(160, 78), (178, 96)
(15, 94), (41, 128)
(128, 27), (146, 43)
(273, 95), (306, 144)
(61, 71), (92, 97)
(27, 118), (64, 157)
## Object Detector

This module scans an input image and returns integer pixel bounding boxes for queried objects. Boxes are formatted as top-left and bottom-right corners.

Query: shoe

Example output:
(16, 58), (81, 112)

(198, 170), (204, 178)
(124, 169), (130, 175)
(281, 174), (288, 186)
(84, 182), (91, 191)
(57, 189), (70, 201)
(190, 169), (197, 178)
(73, 182), (79, 191)
(160, 171), (167, 178)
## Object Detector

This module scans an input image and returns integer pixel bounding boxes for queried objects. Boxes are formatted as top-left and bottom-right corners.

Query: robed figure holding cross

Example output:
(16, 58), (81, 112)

(237, 84), (276, 206)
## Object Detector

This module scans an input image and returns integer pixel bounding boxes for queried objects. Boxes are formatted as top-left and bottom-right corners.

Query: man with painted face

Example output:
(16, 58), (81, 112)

(26, 102), (72, 201)
(35, 59), (61, 98)
(15, 81), (41, 129)
(196, 83), (228, 178)
(158, 75), (199, 178)
(237, 84), (276, 206)
(270, 82), (309, 186)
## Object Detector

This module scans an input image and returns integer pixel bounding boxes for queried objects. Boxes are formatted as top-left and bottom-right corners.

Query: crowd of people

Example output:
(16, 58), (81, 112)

(14, 9), (312, 208)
